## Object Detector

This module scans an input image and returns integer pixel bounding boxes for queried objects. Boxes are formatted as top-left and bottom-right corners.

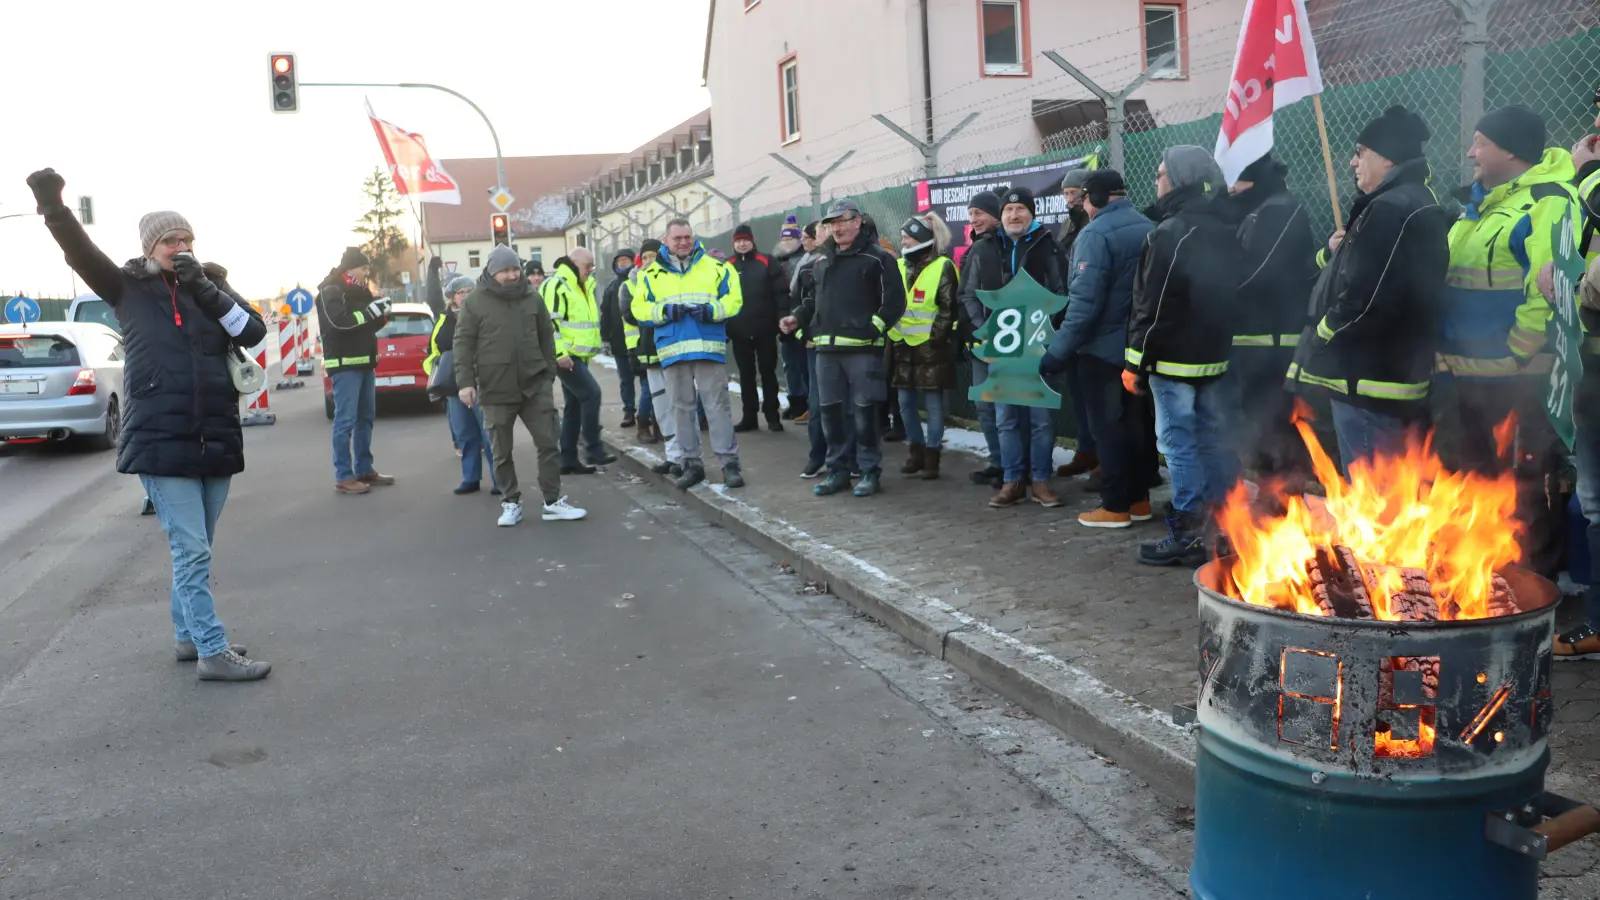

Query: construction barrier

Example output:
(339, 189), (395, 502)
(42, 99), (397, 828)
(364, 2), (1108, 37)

(275, 315), (305, 390)
(240, 340), (276, 427)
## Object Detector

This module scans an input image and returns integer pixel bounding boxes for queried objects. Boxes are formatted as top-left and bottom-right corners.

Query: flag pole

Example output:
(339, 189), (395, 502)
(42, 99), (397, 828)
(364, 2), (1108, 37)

(1311, 94), (1345, 231)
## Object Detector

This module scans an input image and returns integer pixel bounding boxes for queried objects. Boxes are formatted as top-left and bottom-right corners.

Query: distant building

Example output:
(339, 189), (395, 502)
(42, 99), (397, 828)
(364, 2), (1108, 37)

(561, 110), (715, 258)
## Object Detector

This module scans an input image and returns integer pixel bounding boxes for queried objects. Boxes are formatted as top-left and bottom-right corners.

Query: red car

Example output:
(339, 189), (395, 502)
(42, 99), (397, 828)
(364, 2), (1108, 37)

(322, 302), (438, 419)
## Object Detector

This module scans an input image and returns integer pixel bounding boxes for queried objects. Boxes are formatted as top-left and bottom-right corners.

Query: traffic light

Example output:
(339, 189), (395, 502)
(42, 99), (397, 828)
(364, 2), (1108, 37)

(269, 53), (298, 113)
(490, 214), (510, 246)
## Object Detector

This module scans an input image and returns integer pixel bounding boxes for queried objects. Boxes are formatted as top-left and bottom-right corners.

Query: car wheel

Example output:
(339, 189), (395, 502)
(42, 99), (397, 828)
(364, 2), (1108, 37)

(324, 394), (336, 420)
(84, 396), (120, 451)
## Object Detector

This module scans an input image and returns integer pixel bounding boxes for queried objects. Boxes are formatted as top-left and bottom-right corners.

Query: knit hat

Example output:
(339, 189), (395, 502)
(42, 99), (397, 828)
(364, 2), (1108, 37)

(1238, 153), (1284, 184)
(1061, 168), (1092, 190)
(1475, 104), (1547, 164)
(966, 190), (1002, 221)
(523, 260), (544, 277)
(1162, 145), (1225, 193)
(1001, 186), (1036, 216)
(1083, 169), (1127, 208)
(1356, 106), (1431, 164)
(614, 248), (636, 266)
(900, 216), (936, 254)
(803, 221), (818, 239)
(485, 244), (521, 276)
(138, 211), (193, 256)
(733, 222), (754, 241)
(338, 246), (371, 272)
(640, 238), (663, 255)
(444, 275), (474, 297)
(779, 214), (802, 240)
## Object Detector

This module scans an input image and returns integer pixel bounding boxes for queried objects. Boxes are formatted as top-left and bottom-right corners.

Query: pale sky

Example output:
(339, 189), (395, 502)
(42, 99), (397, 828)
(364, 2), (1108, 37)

(2, 0), (711, 300)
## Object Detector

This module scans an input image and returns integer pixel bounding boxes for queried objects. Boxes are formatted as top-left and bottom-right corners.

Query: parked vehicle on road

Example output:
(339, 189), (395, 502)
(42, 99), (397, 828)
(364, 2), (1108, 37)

(68, 294), (118, 332)
(321, 301), (437, 419)
(0, 322), (125, 451)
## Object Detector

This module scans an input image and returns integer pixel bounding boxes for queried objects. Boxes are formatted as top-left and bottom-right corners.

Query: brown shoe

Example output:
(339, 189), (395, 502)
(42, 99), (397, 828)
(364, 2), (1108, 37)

(357, 472), (396, 486)
(335, 479), (370, 495)
(793, 410), (810, 425)
(636, 419), (653, 444)
(1031, 480), (1064, 508)
(921, 449), (941, 480)
(1055, 450), (1099, 479)
(1129, 499), (1154, 522)
(988, 481), (1027, 508)
(648, 420), (664, 444)
(1078, 507), (1132, 529)
(900, 444), (926, 475)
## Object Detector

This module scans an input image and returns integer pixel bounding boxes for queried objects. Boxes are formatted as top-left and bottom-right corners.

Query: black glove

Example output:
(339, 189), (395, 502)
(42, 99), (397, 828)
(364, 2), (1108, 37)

(171, 252), (210, 288)
(172, 252), (233, 318)
(26, 169), (67, 214)
(1038, 352), (1066, 376)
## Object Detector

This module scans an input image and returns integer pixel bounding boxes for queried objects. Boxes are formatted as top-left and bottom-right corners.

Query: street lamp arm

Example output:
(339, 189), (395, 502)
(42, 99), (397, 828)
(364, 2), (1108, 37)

(300, 80), (506, 194)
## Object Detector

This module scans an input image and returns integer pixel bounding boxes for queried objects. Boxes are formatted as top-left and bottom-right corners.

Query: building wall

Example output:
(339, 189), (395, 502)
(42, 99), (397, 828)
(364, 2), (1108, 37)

(435, 235), (567, 279)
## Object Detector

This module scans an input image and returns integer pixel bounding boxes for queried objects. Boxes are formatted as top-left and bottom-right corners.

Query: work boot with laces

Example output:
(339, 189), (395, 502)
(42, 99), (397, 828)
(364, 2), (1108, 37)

(651, 458), (683, 477)
(196, 649), (272, 682)
(1139, 512), (1208, 567)
(853, 468), (883, 497)
(722, 460), (745, 489)
(900, 444), (926, 476)
(675, 461), (707, 490)
(988, 481), (1027, 508)
(813, 470), (852, 497)
(1554, 623), (1600, 660)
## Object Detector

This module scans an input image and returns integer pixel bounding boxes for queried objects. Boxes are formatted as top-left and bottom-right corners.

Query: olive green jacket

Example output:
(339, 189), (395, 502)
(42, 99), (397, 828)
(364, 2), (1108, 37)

(453, 277), (558, 404)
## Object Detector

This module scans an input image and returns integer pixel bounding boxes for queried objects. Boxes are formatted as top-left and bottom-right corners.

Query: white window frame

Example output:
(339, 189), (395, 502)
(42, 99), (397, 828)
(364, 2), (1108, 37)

(1143, 3), (1184, 79)
(779, 58), (801, 144)
(467, 250), (481, 269)
(980, 0), (1026, 77)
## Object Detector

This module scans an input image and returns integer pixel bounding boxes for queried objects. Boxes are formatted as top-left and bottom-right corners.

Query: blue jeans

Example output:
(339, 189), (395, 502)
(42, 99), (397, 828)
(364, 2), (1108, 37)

(140, 474), (231, 657)
(558, 359), (605, 466)
(970, 356), (1002, 468)
(899, 389), (946, 450)
(1329, 399), (1417, 477)
(330, 368), (376, 483)
(615, 351), (637, 415)
(637, 370), (654, 419)
(1149, 375), (1232, 515)
(448, 396), (498, 489)
(807, 347), (854, 470)
(781, 339), (809, 405)
(997, 404), (1055, 483)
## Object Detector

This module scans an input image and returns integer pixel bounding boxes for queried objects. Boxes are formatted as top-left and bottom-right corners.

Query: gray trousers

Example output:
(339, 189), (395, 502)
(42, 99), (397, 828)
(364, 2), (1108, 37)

(665, 360), (738, 465)
(645, 366), (682, 463)
(816, 351), (887, 474)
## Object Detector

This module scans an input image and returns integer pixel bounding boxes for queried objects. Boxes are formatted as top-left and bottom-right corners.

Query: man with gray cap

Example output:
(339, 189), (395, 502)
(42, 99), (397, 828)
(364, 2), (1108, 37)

(454, 245), (587, 526)
(1125, 146), (1241, 567)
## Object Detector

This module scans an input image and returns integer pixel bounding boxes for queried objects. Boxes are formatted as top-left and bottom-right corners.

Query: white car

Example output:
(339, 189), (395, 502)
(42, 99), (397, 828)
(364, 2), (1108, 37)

(0, 321), (126, 450)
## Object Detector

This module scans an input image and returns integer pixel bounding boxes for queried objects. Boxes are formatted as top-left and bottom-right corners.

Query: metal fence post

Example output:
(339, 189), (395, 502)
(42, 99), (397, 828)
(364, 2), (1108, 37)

(768, 151), (857, 220)
(1447, 0), (1506, 185)
(698, 177), (769, 230)
(1041, 51), (1173, 172)
(870, 112), (981, 179)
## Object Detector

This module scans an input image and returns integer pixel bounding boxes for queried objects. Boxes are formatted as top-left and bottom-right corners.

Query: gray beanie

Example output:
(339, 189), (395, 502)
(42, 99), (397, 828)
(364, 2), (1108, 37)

(1061, 168), (1092, 190)
(485, 244), (521, 276)
(139, 211), (193, 256)
(444, 275), (474, 297)
(1162, 146), (1225, 194)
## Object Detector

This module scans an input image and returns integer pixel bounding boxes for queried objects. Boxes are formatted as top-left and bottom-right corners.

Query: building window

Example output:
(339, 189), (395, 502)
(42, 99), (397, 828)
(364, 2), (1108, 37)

(980, 1), (1027, 76)
(778, 56), (801, 143)
(530, 247), (543, 265)
(1143, 3), (1184, 78)
(467, 250), (481, 269)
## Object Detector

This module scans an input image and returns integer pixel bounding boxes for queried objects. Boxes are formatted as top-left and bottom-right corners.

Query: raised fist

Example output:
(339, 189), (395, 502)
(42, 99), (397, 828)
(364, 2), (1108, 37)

(26, 169), (66, 210)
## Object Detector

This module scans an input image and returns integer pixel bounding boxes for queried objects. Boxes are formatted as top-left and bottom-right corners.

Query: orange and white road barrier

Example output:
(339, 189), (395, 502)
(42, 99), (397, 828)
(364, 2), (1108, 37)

(240, 341), (276, 427)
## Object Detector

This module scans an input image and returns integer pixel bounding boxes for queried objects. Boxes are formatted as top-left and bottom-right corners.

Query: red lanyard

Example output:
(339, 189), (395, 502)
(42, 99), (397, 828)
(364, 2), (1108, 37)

(165, 275), (184, 327)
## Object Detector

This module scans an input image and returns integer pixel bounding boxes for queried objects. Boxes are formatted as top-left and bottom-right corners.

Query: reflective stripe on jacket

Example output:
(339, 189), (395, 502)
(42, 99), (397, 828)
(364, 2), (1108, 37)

(631, 242), (743, 367)
(542, 262), (602, 360)
(889, 256), (951, 346)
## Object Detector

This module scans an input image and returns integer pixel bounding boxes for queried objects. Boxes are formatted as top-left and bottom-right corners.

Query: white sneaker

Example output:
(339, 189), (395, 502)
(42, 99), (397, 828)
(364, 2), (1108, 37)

(497, 501), (524, 527)
(541, 496), (587, 521)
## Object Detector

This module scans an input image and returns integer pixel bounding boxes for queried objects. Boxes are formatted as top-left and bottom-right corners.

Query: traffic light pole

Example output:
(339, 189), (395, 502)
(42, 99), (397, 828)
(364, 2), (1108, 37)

(300, 81), (507, 196)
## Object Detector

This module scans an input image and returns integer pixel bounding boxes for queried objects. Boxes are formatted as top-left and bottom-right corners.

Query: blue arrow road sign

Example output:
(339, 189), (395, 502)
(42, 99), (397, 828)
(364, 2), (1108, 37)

(5, 296), (40, 324)
(285, 287), (314, 316)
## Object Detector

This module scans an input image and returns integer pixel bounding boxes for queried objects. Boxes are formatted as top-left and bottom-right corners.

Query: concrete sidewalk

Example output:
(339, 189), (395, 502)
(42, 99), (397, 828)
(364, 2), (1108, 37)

(587, 359), (1600, 881)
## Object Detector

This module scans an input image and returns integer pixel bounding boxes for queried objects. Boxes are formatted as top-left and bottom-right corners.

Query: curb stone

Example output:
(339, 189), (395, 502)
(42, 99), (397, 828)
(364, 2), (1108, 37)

(598, 425), (1201, 803)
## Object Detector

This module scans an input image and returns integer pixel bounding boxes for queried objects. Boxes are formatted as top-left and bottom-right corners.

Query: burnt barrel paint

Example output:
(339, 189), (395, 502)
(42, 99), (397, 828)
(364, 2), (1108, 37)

(1191, 562), (1557, 900)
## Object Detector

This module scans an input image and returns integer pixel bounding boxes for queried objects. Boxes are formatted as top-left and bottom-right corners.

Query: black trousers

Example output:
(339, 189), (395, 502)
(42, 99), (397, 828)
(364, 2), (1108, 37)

(1228, 348), (1307, 479)
(731, 333), (782, 422)
(1078, 356), (1159, 513)
(1454, 376), (1564, 579)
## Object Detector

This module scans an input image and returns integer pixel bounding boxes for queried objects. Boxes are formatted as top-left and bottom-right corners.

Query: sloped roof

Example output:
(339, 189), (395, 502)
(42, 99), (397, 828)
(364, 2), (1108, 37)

(583, 110), (713, 188)
(421, 154), (618, 243)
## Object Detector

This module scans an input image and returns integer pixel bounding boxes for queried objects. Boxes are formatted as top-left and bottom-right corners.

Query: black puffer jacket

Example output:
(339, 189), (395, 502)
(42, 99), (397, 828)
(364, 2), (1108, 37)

(728, 249), (785, 339)
(39, 211), (267, 478)
(796, 221), (907, 352)
(1125, 186), (1242, 382)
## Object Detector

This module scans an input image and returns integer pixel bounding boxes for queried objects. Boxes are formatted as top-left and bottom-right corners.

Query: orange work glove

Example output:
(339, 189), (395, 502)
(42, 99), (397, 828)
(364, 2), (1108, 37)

(1121, 369), (1140, 394)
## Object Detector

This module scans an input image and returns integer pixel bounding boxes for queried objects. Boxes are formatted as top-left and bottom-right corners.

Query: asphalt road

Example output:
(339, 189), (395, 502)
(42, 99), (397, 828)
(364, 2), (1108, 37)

(0, 383), (1181, 900)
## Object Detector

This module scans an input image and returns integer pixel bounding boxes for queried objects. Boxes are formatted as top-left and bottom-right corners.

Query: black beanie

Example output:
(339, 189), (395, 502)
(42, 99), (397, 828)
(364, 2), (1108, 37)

(339, 246), (371, 271)
(1083, 169), (1127, 208)
(803, 221), (817, 239)
(733, 222), (754, 240)
(640, 238), (663, 255)
(1475, 104), (1547, 164)
(1001, 186), (1036, 215)
(967, 190), (1002, 221)
(1356, 106), (1431, 164)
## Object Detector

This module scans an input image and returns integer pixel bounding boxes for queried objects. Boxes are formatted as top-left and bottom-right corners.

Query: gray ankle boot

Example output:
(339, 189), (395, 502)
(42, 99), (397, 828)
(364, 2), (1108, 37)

(176, 641), (247, 662)
(196, 649), (272, 682)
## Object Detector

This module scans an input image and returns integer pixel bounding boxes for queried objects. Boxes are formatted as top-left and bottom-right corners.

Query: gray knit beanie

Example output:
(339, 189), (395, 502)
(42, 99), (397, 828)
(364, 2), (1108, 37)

(485, 244), (521, 276)
(139, 211), (193, 256)
(444, 274), (474, 297)
(1162, 146), (1225, 194)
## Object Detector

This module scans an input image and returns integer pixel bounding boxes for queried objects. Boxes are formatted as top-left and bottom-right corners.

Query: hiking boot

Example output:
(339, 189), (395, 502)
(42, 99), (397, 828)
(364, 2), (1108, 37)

(636, 420), (653, 444)
(561, 463), (598, 475)
(969, 465), (1003, 486)
(767, 417), (784, 433)
(497, 501), (524, 527)
(621, 412), (637, 428)
(453, 482), (481, 495)
(1055, 450), (1099, 479)
(645, 420), (663, 444)
(921, 449), (942, 480)
(176, 641), (246, 662)
(1031, 480), (1064, 508)
(900, 444), (926, 475)
(651, 459), (684, 477)
(1139, 514), (1207, 567)
(853, 468), (883, 497)
(675, 461), (707, 490)
(585, 452), (618, 466)
(800, 461), (825, 478)
(988, 481), (1027, 508)
(357, 471), (396, 486)
(1078, 508), (1132, 529)
(335, 479), (370, 495)
(541, 496), (587, 521)
(196, 649), (271, 682)
(722, 460), (746, 488)
(1129, 499), (1154, 522)
(813, 470), (852, 496)
(734, 418), (759, 433)
(1554, 624), (1600, 660)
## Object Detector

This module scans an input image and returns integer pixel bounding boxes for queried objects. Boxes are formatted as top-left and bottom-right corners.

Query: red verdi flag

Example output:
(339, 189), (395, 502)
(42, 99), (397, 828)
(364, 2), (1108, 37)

(1214, 0), (1324, 184)
(365, 100), (461, 205)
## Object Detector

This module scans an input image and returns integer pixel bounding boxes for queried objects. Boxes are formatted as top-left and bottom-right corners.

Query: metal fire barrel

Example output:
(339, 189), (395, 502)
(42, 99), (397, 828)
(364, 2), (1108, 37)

(1190, 561), (1558, 900)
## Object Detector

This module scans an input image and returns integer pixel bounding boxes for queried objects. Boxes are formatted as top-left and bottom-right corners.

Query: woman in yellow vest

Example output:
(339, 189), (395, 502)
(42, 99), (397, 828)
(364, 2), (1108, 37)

(889, 212), (959, 478)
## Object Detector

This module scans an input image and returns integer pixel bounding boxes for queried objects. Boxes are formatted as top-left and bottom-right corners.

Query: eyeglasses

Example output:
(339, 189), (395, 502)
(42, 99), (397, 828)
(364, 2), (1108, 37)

(160, 235), (194, 249)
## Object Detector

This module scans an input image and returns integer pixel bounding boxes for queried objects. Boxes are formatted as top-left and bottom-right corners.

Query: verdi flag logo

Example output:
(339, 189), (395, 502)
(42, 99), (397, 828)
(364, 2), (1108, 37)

(1214, 0), (1324, 184)
(365, 99), (462, 205)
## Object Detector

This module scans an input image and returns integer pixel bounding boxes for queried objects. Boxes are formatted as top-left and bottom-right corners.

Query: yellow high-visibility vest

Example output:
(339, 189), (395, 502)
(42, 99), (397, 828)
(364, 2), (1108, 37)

(889, 256), (951, 346)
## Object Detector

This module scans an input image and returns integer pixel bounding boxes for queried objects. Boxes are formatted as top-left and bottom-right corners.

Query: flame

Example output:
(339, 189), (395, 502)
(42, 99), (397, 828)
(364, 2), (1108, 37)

(1375, 715), (1436, 758)
(1218, 410), (1522, 622)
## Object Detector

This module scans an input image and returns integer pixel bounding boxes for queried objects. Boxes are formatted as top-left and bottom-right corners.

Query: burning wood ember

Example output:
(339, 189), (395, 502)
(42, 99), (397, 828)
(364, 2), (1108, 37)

(1218, 407), (1525, 622)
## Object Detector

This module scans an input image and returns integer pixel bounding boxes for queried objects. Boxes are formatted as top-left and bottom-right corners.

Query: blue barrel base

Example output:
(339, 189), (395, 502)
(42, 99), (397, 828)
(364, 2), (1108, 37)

(1191, 728), (1547, 900)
